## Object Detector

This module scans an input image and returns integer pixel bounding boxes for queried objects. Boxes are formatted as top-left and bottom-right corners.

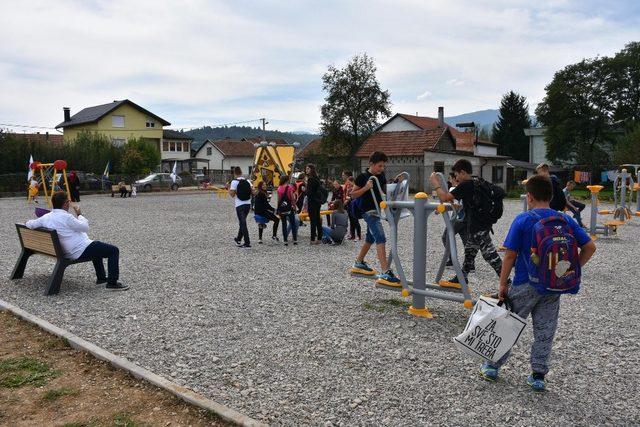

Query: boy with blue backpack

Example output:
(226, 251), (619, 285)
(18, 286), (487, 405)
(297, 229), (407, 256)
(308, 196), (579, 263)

(480, 174), (596, 391)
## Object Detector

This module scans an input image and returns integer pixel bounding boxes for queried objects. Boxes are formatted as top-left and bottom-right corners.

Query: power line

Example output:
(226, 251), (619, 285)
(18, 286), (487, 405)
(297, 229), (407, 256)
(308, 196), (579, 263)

(0, 122), (62, 132)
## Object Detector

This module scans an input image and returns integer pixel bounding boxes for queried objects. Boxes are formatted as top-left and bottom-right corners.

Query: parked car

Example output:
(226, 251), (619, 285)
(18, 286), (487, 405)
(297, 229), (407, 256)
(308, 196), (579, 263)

(134, 173), (182, 192)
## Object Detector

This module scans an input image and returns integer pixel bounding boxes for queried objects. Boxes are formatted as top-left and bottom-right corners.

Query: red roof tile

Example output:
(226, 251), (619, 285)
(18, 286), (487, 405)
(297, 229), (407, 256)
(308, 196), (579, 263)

(395, 113), (496, 151)
(211, 139), (256, 157)
(8, 132), (64, 145)
(356, 128), (449, 157)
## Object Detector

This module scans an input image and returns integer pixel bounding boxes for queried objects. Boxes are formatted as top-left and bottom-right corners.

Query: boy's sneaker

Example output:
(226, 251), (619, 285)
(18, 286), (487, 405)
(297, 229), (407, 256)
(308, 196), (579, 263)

(527, 374), (546, 392)
(376, 270), (401, 287)
(240, 244), (251, 249)
(350, 260), (376, 276)
(284, 241), (288, 246)
(293, 241), (298, 245)
(233, 237), (242, 247)
(258, 239), (263, 244)
(272, 236), (280, 242)
(479, 362), (499, 382)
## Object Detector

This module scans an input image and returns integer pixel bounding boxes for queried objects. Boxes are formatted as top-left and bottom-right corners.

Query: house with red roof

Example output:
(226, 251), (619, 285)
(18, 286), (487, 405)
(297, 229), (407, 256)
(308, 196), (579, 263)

(191, 138), (257, 180)
(355, 107), (510, 190)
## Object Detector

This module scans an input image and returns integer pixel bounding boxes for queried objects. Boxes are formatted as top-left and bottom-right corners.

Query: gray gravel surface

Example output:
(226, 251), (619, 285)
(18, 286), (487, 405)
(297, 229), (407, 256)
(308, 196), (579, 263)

(1, 192), (639, 426)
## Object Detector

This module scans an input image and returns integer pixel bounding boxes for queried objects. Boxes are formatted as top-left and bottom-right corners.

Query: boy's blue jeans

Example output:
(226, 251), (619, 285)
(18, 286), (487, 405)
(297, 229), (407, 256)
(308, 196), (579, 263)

(492, 284), (560, 375)
(363, 212), (386, 244)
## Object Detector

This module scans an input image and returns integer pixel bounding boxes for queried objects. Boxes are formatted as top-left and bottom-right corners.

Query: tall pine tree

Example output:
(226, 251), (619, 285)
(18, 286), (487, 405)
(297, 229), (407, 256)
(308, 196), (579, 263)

(491, 91), (532, 161)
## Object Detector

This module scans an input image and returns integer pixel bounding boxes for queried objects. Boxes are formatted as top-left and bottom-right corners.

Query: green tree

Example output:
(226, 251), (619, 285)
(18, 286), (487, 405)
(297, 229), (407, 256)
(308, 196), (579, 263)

(613, 123), (640, 164)
(491, 91), (532, 161)
(608, 42), (640, 126)
(120, 147), (145, 175)
(125, 138), (160, 174)
(320, 53), (392, 163)
(535, 57), (614, 171)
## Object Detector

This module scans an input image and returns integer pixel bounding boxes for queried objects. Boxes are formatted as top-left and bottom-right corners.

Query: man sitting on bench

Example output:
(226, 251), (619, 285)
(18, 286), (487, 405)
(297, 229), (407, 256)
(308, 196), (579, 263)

(26, 191), (128, 291)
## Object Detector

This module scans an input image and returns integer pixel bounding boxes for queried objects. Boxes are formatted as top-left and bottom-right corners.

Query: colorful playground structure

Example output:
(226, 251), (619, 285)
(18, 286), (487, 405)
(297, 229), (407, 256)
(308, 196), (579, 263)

(250, 141), (299, 189)
(351, 172), (473, 318)
(28, 159), (70, 209)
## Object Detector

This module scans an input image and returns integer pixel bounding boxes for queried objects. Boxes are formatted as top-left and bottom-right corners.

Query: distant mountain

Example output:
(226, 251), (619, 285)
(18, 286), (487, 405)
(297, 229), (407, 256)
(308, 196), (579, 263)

(183, 125), (319, 147)
(445, 109), (500, 130)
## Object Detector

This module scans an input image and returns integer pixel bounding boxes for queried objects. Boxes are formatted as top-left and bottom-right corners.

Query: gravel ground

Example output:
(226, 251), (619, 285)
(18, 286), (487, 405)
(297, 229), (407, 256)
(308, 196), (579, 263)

(1, 192), (639, 426)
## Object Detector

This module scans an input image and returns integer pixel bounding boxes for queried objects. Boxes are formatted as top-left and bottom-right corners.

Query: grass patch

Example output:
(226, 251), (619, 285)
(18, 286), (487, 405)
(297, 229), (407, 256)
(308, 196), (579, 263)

(43, 387), (78, 401)
(362, 302), (386, 312)
(113, 412), (138, 427)
(63, 422), (99, 427)
(0, 357), (59, 388)
(381, 298), (410, 308)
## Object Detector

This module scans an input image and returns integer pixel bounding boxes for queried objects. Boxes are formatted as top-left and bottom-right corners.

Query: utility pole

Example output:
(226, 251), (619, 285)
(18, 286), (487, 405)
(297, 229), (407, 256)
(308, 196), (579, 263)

(260, 118), (269, 140)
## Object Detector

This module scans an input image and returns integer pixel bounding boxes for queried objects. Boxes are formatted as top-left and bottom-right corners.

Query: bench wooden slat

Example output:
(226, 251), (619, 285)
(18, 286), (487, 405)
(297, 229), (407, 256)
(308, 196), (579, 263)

(18, 228), (57, 256)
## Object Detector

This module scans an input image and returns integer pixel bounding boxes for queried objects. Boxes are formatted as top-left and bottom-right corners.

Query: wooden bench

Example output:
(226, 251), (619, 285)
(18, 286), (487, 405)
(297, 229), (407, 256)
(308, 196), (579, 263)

(111, 185), (132, 197)
(11, 224), (93, 295)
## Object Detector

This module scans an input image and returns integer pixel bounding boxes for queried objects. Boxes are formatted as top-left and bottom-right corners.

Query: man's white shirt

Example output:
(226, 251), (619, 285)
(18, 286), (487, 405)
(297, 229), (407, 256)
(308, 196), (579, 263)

(229, 177), (252, 208)
(26, 209), (92, 260)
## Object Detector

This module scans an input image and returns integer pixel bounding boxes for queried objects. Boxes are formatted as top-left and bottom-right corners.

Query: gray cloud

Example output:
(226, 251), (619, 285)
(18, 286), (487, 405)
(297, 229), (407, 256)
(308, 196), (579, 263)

(0, 0), (638, 133)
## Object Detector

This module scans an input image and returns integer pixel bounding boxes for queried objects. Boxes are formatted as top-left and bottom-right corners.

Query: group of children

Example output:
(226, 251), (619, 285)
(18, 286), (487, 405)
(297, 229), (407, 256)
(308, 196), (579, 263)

(229, 165), (361, 248)
(350, 151), (596, 392)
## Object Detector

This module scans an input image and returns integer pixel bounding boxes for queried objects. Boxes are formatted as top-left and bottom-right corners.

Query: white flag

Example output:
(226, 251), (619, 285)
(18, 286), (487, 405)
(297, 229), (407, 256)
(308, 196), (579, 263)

(170, 161), (177, 183)
(27, 154), (34, 182)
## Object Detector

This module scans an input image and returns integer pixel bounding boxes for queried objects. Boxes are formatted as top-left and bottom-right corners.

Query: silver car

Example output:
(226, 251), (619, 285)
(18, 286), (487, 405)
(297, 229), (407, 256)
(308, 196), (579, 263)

(135, 173), (182, 192)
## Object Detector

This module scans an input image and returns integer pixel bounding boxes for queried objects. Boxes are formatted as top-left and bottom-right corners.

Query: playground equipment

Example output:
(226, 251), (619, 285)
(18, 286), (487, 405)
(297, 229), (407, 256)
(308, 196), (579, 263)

(613, 169), (634, 221)
(250, 141), (299, 189)
(27, 160), (70, 208)
(586, 185), (621, 238)
(351, 172), (474, 318)
(599, 169), (635, 222)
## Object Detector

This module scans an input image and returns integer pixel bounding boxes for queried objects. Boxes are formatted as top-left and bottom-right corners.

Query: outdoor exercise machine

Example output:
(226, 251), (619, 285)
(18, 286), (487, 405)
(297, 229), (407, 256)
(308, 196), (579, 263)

(586, 185), (621, 238)
(599, 169), (635, 222)
(250, 141), (299, 189)
(350, 172), (474, 318)
(27, 159), (70, 209)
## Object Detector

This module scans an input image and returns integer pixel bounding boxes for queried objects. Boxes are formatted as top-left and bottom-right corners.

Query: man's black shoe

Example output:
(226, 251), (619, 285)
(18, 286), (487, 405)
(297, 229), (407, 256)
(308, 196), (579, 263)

(96, 278), (108, 285)
(106, 282), (129, 291)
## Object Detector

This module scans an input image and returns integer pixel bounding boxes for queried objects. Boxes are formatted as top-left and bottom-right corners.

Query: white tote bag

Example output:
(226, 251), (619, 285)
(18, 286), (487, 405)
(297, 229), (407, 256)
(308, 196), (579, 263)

(453, 296), (527, 364)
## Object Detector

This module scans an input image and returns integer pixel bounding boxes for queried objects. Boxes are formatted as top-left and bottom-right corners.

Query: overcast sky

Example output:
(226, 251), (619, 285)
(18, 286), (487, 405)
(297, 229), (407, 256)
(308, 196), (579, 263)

(1, 0), (639, 134)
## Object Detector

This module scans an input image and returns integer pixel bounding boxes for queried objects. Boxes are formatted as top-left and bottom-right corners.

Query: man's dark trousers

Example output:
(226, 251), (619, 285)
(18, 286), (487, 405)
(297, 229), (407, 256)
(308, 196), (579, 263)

(236, 204), (251, 245)
(78, 241), (120, 284)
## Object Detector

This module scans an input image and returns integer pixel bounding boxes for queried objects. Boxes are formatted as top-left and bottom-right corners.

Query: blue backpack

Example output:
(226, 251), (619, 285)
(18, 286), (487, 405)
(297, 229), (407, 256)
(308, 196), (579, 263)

(348, 197), (364, 219)
(527, 211), (581, 295)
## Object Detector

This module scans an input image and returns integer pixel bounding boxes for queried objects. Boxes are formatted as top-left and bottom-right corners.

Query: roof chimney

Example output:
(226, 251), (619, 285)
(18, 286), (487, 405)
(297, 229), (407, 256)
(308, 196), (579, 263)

(438, 107), (444, 128)
(63, 107), (70, 122)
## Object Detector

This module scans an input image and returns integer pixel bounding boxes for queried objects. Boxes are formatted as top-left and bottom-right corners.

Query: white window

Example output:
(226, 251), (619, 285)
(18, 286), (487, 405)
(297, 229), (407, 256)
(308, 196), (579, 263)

(111, 137), (126, 147)
(170, 142), (175, 151)
(112, 115), (125, 128)
(206, 147), (212, 156)
(145, 118), (155, 128)
(176, 142), (182, 152)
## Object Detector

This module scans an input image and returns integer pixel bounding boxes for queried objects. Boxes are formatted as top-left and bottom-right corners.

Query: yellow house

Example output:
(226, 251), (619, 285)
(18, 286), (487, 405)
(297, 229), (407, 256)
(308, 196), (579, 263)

(55, 99), (171, 148)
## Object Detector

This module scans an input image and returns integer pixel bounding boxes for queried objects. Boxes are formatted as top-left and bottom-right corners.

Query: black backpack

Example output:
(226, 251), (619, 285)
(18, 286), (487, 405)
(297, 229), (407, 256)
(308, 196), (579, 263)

(471, 177), (505, 226)
(235, 178), (252, 201)
(318, 184), (329, 205)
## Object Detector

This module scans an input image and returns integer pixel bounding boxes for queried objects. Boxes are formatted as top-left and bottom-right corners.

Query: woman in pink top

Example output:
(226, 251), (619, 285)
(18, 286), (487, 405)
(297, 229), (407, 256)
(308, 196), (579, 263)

(277, 175), (299, 246)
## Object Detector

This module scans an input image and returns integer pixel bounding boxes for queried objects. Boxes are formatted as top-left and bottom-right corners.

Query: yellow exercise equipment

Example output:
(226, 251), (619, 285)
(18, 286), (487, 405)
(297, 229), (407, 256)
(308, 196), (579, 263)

(250, 141), (298, 189)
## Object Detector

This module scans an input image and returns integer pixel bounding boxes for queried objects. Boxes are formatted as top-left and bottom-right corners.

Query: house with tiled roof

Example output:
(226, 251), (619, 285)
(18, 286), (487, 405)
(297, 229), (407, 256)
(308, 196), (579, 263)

(55, 100), (170, 149)
(356, 107), (510, 190)
(191, 138), (256, 179)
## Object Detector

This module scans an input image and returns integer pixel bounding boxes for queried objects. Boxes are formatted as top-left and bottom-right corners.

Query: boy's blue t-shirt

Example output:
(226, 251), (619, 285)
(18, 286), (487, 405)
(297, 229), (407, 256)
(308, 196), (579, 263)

(503, 208), (591, 286)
